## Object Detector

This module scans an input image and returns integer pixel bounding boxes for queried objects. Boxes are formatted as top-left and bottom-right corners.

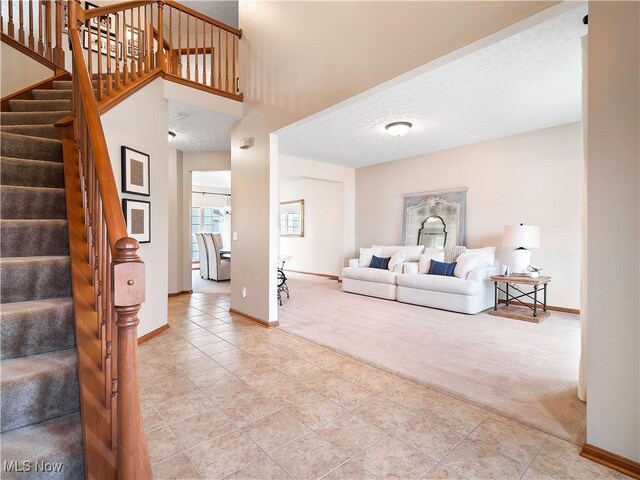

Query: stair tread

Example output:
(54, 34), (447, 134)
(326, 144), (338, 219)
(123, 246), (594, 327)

(0, 412), (84, 480)
(0, 296), (73, 315)
(0, 255), (70, 264)
(1, 155), (64, 165)
(0, 111), (68, 126)
(1, 348), (76, 383)
(0, 125), (59, 140)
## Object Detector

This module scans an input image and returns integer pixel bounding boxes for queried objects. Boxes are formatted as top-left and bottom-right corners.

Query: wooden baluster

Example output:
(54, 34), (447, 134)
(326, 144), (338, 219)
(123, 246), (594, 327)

(44, 0), (51, 59)
(129, 9), (136, 81)
(18, 0), (24, 43)
(210, 24), (214, 87)
(137, 7), (142, 75)
(54, 0), (63, 66)
(8, 0), (14, 38)
(194, 17), (198, 83)
(27, 0), (34, 49)
(37, 0), (44, 55)
(233, 33), (236, 93)
(156, 0), (164, 70)
(97, 26), (103, 101)
(87, 26), (93, 86)
(1, 0), (4, 34)
(177, 9), (181, 76)
(217, 28), (221, 90)
(168, 5), (173, 74)
(106, 15), (112, 97)
(114, 12), (121, 90)
(113, 238), (152, 479)
(144, 4), (149, 72)
(225, 31), (229, 92)
(186, 14), (190, 80)
(201, 21), (206, 86)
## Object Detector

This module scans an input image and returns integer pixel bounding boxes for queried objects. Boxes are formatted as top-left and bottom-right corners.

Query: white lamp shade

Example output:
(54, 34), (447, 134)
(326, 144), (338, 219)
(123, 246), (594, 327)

(503, 225), (540, 248)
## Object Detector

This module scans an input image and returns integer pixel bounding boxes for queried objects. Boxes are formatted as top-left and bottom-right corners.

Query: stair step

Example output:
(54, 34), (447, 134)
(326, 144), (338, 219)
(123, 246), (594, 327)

(0, 412), (84, 479)
(8, 99), (71, 113)
(0, 297), (75, 360)
(0, 157), (65, 189)
(1, 349), (79, 432)
(1, 132), (62, 162)
(53, 80), (97, 90)
(0, 125), (59, 140)
(1, 220), (69, 257)
(1, 186), (66, 220)
(0, 256), (71, 304)
(31, 89), (72, 100)
(0, 111), (68, 125)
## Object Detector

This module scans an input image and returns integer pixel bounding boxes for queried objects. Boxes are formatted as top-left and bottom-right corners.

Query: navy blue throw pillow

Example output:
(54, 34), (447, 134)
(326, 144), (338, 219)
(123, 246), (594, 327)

(428, 259), (457, 276)
(370, 255), (391, 270)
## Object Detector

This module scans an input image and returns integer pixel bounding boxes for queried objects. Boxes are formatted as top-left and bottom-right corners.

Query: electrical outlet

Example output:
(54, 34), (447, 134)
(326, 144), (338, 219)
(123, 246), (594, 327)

(241, 287), (247, 298)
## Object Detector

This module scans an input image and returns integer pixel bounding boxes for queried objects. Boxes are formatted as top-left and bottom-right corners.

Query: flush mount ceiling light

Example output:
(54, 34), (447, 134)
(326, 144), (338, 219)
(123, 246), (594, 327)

(176, 112), (189, 120)
(168, 131), (176, 141)
(385, 121), (413, 136)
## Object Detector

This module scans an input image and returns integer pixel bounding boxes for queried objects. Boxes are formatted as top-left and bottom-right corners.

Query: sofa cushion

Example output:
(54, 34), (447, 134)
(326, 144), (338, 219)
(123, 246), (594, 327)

(370, 255), (391, 270)
(342, 266), (398, 285)
(454, 253), (484, 279)
(388, 251), (407, 271)
(397, 273), (482, 296)
(418, 248), (445, 273)
(374, 245), (424, 262)
(358, 247), (382, 267)
(428, 260), (457, 276)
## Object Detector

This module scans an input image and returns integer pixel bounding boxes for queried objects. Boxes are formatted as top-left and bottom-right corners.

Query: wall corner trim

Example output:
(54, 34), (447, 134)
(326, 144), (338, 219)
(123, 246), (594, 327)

(138, 324), (170, 344)
(229, 308), (279, 328)
(580, 443), (640, 479)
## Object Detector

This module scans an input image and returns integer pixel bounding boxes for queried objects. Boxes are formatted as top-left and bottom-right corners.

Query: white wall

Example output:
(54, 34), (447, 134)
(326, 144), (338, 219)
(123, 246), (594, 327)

(279, 154), (356, 277)
(101, 78), (169, 337)
(280, 179), (343, 277)
(355, 122), (583, 310)
(586, 1), (639, 462)
(233, 1), (559, 324)
(0, 42), (54, 96)
(168, 149), (183, 295)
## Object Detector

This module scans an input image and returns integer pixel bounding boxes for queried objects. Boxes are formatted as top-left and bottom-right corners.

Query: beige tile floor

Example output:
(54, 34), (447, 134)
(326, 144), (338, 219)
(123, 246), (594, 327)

(141, 293), (628, 480)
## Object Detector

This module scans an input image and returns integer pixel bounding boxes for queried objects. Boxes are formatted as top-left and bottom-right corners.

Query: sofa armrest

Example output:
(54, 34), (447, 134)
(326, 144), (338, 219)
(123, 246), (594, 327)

(348, 258), (360, 268)
(467, 265), (498, 281)
(403, 262), (419, 274)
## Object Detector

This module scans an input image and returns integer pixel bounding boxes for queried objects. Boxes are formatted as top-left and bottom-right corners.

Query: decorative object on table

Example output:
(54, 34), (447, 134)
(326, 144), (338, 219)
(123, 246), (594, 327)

(121, 146), (150, 196)
(401, 188), (467, 248)
(490, 274), (551, 323)
(122, 199), (150, 244)
(527, 265), (542, 278)
(82, 28), (122, 60)
(280, 199), (304, 237)
(503, 223), (540, 274)
(503, 264), (509, 275)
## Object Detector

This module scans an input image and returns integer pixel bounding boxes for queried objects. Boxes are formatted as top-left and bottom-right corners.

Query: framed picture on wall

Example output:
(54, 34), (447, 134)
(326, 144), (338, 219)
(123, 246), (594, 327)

(123, 199), (151, 244)
(85, 2), (115, 34)
(121, 146), (150, 196)
(125, 25), (144, 59)
(83, 28), (122, 60)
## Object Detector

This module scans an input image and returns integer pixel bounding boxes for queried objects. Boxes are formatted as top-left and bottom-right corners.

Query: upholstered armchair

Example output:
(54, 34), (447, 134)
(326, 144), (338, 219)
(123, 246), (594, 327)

(204, 233), (230, 281)
(195, 233), (209, 278)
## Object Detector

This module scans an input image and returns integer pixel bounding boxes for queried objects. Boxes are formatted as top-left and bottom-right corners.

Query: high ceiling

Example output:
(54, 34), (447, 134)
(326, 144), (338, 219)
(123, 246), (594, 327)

(277, 5), (587, 168)
(177, 1), (238, 29)
(168, 100), (238, 152)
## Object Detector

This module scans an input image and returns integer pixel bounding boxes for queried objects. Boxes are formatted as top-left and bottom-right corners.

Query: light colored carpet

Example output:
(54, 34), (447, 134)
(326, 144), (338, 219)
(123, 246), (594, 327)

(278, 273), (585, 444)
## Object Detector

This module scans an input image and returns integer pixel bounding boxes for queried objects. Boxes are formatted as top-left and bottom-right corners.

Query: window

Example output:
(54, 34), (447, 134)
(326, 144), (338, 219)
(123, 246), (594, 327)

(192, 207), (226, 261)
(279, 200), (305, 237)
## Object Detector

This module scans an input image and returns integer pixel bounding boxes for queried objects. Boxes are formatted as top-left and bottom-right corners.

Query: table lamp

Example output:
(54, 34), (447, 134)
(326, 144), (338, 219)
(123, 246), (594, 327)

(503, 224), (540, 274)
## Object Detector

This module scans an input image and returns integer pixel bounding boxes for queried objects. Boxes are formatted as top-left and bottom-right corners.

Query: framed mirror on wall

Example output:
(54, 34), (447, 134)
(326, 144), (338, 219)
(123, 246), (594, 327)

(280, 200), (305, 237)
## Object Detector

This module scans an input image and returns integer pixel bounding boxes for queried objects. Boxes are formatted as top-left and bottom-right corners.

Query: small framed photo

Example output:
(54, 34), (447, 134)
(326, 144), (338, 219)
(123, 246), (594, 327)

(83, 28), (122, 60)
(85, 2), (115, 34)
(123, 199), (151, 244)
(125, 25), (145, 59)
(121, 146), (150, 196)
(62, 2), (69, 34)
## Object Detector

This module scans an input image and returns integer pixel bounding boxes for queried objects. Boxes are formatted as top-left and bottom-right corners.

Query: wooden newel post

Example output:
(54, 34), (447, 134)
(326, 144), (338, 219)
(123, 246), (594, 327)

(112, 237), (152, 480)
(156, 1), (165, 70)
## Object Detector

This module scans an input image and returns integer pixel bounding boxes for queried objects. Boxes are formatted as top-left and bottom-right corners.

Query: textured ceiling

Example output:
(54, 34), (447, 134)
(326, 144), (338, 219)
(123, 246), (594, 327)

(177, 1), (238, 29)
(168, 100), (238, 152)
(192, 170), (231, 188)
(278, 6), (587, 168)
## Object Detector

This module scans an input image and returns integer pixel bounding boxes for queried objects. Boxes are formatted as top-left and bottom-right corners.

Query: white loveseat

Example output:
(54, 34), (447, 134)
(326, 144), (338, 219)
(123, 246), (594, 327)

(342, 245), (497, 314)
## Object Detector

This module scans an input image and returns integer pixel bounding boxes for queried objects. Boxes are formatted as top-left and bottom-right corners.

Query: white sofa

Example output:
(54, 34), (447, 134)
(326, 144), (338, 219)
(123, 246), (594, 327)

(342, 245), (497, 314)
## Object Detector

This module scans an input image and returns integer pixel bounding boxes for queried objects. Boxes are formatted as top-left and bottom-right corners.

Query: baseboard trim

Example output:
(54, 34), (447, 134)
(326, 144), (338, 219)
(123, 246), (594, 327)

(581, 443), (640, 479)
(138, 324), (170, 344)
(497, 299), (579, 315)
(229, 308), (279, 328)
(284, 269), (339, 281)
(168, 290), (193, 297)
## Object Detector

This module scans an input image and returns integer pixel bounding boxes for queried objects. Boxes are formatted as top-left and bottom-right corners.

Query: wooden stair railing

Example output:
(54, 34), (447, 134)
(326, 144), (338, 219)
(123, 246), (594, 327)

(0, 0), (65, 69)
(76, 0), (242, 104)
(61, 1), (152, 478)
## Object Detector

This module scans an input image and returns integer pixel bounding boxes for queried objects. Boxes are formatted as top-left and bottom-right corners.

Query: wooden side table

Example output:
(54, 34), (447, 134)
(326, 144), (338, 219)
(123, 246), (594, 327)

(489, 275), (552, 323)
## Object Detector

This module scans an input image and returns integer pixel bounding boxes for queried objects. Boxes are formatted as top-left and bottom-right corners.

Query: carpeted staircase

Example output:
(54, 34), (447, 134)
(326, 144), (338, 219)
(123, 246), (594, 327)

(0, 80), (85, 479)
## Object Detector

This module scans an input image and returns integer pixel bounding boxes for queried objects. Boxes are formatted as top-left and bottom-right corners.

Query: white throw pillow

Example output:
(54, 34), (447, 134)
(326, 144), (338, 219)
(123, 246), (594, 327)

(388, 251), (407, 271)
(454, 252), (482, 279)
(418, 248), (445, 274)
(465, 247), (496, 267)
(374, 245), (424, 262)
(358, 247), (382, 267)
